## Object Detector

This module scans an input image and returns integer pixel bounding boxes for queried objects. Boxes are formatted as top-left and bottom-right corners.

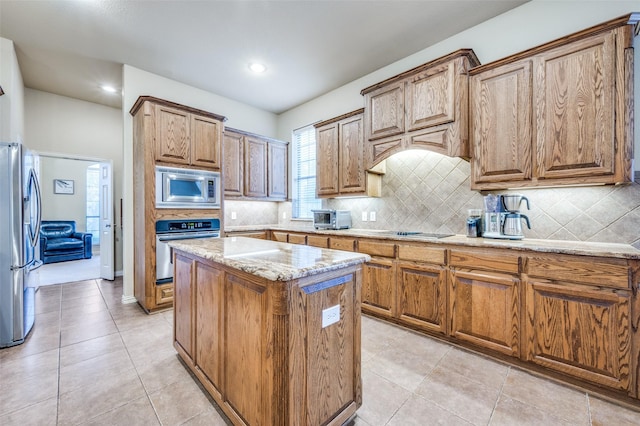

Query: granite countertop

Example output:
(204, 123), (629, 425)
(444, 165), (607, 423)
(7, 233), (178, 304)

(225, 225), (640, 260)
(168, 236), (370, 281)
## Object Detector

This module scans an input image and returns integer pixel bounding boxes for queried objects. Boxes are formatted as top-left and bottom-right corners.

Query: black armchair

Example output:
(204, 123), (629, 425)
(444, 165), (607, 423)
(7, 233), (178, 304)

(39, 220), (92, 264)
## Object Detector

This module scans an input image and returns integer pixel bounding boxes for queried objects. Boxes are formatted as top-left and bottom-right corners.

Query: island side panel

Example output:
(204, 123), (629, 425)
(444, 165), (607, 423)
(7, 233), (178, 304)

(225, 272), (267, 426)
(289, 266), (363, 425)
(195, 261), (224, 399)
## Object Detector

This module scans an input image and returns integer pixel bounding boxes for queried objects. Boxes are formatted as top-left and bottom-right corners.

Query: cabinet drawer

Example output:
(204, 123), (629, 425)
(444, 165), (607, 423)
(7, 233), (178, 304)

(330, 237), (356, 252)
(526, 254), (630, 289)
(397, 244), (445, 264)
(288, 233), (307, 245)
(450, 250), (519, 274)
(307, 235), (329, 248)
(271, 231), (288, 242)
(358, 240), (396, 258)
(156, 284), (173, 305)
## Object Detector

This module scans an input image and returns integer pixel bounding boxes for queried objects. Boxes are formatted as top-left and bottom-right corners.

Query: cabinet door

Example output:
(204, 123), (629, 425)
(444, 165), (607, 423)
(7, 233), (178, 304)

(470, 60), (533, 187)
(525, 280), (630, 391)
(362, 257), (395, 318)
(174, 253), (193, 359)
(365, 81), (405, 140)
(405, 62), (455, 132)
(339, 114), (366, 194)
(396, 262), (447, 335)
(195, 261), (224, 391)
(449, 269), (519, 357)
(316, 123), (340, 196)
(535, 31), (616, 180)
(191, 115), (222, 169)
(268, 142), (287, 199)
(244, 136), (268, 198)
(222, 132), (243, 196)
(155, 104), (190, 165)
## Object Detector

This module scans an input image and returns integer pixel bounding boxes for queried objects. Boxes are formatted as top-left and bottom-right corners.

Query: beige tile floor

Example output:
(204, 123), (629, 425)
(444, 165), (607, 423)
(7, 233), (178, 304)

(1, 278), (640, 425)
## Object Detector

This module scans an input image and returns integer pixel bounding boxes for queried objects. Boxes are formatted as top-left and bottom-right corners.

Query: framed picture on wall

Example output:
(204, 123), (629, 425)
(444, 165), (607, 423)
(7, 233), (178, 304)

(53, 179), (74, 194)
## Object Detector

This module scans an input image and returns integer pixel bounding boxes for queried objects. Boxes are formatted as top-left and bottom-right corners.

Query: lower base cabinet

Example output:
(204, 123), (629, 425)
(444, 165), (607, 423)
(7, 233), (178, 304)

(449, 269), (520, 357)
(524, 279), (631, 392)
(396, 262), (447, 335)
(362, 257), (395, 318)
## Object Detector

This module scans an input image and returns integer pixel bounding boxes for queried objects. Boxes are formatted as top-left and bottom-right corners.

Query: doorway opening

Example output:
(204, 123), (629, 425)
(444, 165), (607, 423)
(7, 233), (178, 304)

(35, 153), (114, 287)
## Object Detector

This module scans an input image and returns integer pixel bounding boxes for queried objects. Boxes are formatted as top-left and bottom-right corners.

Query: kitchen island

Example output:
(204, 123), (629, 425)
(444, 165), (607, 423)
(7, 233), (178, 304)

(168, 236), (370, 426)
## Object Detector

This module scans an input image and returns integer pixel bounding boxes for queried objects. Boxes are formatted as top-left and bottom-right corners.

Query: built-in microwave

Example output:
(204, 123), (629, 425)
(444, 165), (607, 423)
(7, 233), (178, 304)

(155, 165), (220, 209)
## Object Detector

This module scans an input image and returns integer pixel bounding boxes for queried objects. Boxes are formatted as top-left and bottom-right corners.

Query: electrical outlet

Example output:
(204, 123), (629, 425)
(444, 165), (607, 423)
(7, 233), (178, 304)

(231, 211), (237, 220)
(362, 211), (368, 222)
(322, 305), (340, 328)
(282, 211), (287, 219)
(369, 211), (376, 222)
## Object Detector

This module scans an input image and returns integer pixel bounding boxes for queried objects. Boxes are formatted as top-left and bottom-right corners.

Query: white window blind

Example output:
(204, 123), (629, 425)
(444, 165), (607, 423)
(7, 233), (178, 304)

(292, 125), (321, 219)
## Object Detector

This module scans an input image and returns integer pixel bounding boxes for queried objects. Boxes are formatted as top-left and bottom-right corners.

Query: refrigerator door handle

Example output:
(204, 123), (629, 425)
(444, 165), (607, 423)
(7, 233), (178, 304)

(26, 168), (42, 248)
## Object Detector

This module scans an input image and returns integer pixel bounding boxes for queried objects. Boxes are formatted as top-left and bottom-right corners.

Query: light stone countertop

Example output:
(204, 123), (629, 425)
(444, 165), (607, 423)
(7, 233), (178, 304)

(168, 236), (371, 282)
(225, 225), (640, 260)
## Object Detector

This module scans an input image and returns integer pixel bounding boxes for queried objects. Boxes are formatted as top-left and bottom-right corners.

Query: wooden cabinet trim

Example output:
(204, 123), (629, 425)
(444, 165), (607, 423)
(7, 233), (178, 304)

(469, 13), (639, 75)
(130, 95), (226, 122)
(361, 49), (480, 95)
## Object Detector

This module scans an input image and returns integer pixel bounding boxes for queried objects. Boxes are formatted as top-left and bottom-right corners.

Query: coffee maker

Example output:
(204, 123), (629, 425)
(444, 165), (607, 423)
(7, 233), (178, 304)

(482, 194), (531, 239)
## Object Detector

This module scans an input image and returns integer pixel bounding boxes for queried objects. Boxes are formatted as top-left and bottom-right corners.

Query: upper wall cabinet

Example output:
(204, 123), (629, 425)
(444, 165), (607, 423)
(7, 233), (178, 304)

(223, 127), (288, 201)
(315, 109), (384, 198)
(151, 101), (224, 169)
(470, 14), (639, 190)
(361, 49), (480, 169)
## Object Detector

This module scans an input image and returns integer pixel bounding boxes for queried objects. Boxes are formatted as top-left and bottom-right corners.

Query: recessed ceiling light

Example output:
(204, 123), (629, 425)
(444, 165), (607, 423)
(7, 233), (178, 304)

(100, 85), (117, 93)
(248, 63), (267, 73)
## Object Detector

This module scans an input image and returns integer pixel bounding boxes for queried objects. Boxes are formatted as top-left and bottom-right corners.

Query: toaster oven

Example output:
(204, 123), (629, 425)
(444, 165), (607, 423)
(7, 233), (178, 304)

(311, 209), (352, 230)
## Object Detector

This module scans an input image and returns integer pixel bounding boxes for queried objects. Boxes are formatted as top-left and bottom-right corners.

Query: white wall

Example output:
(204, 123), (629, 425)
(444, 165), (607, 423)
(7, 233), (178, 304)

(0, 37), (24, 143)
(39, 156), (98, 232)
(277, 0), (640, 160)
(25, 89), (123, 271)
(121, 65), (279, 301)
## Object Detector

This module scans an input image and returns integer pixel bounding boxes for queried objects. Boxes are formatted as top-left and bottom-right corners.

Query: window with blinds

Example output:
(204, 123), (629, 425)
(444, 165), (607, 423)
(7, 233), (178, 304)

(292, 125), (322, 219)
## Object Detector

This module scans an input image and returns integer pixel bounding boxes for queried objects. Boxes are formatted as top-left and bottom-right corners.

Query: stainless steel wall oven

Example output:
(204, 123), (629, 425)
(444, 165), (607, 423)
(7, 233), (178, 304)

(155, 218), (220, 284)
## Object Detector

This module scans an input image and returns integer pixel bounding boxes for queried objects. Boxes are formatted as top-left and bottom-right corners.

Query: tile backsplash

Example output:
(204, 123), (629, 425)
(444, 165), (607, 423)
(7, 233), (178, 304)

(227, 149), (640, 248)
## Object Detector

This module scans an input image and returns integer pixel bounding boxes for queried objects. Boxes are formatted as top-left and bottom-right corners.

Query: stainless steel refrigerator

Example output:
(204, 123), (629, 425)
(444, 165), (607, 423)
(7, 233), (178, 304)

(0, 142), (42, 348)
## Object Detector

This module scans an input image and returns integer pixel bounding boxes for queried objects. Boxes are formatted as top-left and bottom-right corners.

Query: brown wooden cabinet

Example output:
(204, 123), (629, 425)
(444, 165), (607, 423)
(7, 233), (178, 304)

(361, 49), (480, 168)
(470, 15), (636, 190)
(523, 252), (633, 392)
(222, 131), (243, 197)
(129, 96), (225, 312)
(524, 280), (630, 392)
(154, 103), (223, 169)
(358, 240), (397, 319)
(315, 109), (383, 198)
(223, 128), (288, 200)
(449, 269), (520, 357)
(396, 261), (447, 335)
(244, 136), (268, 198)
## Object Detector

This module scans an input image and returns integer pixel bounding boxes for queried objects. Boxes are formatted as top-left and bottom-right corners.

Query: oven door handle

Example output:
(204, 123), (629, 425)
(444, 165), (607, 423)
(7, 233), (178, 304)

(157, 232), (219, 242)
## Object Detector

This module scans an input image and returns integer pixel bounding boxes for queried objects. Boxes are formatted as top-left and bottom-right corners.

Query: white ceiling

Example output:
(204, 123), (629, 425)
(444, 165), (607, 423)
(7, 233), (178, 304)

(0, 0), (527, 113)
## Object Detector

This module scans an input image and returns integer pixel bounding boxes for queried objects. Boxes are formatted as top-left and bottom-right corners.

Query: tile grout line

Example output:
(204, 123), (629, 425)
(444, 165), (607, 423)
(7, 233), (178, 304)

(98, 279), (164, 425)
(486, 365), (510, 426)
